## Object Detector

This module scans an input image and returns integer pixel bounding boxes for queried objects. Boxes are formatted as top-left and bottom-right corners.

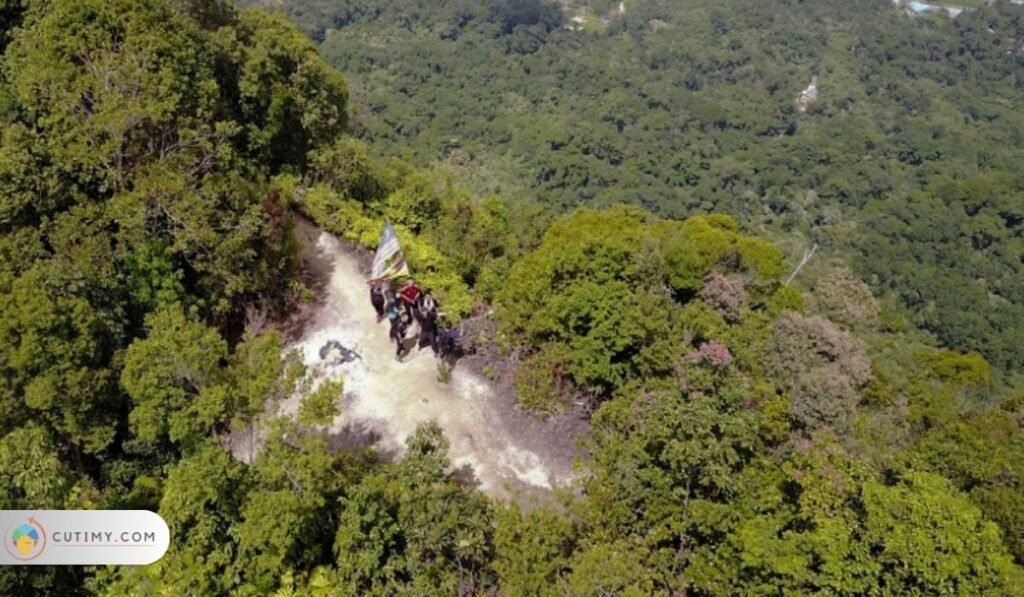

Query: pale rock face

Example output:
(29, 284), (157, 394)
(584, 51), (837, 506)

(242, 219), (583, 499)
(796, 75), (819, 112)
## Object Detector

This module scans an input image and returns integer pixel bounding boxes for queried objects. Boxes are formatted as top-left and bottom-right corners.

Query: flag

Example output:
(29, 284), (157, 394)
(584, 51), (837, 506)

(370, 222), (409, 282)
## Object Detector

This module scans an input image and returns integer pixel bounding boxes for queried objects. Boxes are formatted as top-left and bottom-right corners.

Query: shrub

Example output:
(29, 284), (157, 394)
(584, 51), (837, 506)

(297, 379), (342, 427)
(515, 343), (573, 418)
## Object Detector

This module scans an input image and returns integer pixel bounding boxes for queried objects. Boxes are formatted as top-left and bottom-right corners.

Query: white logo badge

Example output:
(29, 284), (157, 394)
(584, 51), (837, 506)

(0, 511), (169, 565)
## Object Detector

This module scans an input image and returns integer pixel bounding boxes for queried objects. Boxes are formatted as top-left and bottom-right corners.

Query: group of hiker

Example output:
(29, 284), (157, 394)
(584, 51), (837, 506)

(369, 278), (459, 362)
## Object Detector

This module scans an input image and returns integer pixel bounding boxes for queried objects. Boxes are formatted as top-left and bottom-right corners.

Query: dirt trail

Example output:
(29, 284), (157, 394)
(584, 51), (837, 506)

(279, 219), (581, 498)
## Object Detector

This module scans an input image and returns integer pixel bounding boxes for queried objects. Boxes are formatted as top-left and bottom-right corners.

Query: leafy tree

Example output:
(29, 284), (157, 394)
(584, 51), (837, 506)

(90, 440), (249, 595)
(579, 362), (764, 594)
(297, 378), (343, 427)
(0, 423), (73, 509)
(498, 208), (784, 396)
(231, 8), (348, 170)
(861, 472), (1023, 595)
(971, 485), (1024, 565)
(562, 541), (656, 596)
(0, 265), (123, 453)
(230, 334), (305, 428)
(334, 423), (495, 594)
(686, 438), (1024, 595)
(0, 4), (359, 592)
(494, 503), (576, 596)
(121, 308), (229, 448)
(231, 427), (343, 593)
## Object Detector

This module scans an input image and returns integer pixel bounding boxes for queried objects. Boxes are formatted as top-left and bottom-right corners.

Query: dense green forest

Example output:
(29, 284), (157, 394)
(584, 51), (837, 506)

(2, 0), (1024, 595)
(243, 0), (1024, 376)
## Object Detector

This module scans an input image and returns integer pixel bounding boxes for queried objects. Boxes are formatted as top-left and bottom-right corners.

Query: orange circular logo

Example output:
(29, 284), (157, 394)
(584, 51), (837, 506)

(5, 519), (46, 561)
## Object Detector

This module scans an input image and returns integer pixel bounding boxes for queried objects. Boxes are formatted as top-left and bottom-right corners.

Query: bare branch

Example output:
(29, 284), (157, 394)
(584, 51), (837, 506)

(785, 242), (818, 285)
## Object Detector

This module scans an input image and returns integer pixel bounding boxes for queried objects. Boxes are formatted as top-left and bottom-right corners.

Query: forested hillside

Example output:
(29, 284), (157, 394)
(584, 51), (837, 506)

(245, 0), (1024, 375)
(2, 0), (1024, 595)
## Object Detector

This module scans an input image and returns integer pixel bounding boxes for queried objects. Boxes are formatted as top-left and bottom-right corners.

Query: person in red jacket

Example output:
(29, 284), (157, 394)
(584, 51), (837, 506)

(398, 278), (422, 319)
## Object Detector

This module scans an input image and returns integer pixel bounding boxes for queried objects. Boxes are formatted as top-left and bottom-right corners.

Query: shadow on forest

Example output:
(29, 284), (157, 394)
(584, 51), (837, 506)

(450, 463), (483, 490)
(323, 420), (394, 459)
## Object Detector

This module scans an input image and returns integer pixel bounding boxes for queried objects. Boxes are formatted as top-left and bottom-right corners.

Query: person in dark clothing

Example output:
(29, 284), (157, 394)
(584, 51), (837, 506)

(437, 322), (460, 362)
(369, 282), (386, 321)
(416, 288), (439, 353)
(417, 289), (437, 321)
(418, 310), (438, 353)
(389, 309), (407, 360)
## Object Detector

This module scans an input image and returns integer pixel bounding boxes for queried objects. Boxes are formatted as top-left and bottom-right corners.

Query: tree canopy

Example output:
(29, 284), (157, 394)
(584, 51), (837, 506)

(256, 0), (1024, 374)
(3, 0), (1024, 595)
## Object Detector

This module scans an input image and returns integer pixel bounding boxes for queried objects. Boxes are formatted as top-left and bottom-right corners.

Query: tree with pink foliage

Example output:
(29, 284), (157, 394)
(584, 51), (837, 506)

(698, 271), (748, 323)
(684, 341), (734, 367)
(769, 312), (872, 433)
